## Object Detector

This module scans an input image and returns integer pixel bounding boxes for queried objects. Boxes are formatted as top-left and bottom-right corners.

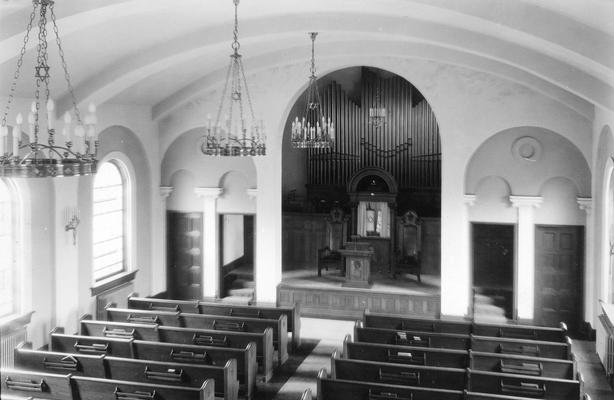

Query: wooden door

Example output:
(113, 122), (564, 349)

(534, 226), (583, 333)
(167, 211), (203, 299)
(472, 223), (515, 319)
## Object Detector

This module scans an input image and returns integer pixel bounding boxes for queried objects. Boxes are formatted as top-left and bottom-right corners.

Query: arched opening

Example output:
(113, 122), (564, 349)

(280, 66), (442, 317)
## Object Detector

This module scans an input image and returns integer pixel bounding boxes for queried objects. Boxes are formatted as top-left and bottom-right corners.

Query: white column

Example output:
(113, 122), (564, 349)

(510, 195), (543, 321)
(194, 187), (223, 298)
(577, 197), (594, 327)
(155, 186), (173, 295)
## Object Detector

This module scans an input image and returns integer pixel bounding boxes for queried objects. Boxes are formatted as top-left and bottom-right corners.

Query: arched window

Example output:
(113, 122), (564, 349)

(93, 161), (131, 281)
(0, 179), (19, 318)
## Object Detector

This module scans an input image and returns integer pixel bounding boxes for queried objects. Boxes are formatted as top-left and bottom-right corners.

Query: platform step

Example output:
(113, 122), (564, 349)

(220, 296), (253, 305)
(228, 288), (255, 298)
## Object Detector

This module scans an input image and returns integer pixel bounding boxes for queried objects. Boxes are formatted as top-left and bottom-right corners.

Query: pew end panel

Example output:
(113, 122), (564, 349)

(330, 349), (340, 379)
(300, 388), (312, 400)
(316, 368), (327, 400)
(0, 368), (73, 399)
(342, 334), (351, 358)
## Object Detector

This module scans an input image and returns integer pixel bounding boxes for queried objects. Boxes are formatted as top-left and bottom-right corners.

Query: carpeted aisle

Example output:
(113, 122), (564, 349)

(266, 318), (354, 400)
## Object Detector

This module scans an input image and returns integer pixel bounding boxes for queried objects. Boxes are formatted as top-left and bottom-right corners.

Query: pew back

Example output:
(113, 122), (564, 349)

(50, 330), (133, 358)
(467, 369), (582, 400)
(343, 335), (468, 368)
(331, 350), (466, 390)
(363, 310), (472, 334)
(354, 323), (470, 350)
(317, 368), (465, 400)
(0, 368), (73, 399)
(470, 335), (571, 360)
(469, 350), (576, 379)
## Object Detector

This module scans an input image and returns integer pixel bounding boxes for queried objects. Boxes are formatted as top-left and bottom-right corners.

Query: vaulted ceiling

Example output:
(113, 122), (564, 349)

(1, 0), (613, 122)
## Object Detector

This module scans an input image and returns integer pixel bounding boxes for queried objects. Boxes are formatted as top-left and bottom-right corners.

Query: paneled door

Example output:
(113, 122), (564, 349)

(534, 226), (583, 333)
(167, 211), (203, 299)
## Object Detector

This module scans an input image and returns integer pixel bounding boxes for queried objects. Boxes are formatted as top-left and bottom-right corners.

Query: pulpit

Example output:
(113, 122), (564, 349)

(339, 241), (374, 288)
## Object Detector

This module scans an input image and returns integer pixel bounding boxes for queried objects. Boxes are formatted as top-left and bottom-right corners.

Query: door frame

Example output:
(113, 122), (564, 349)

(470, 222), (517, 321)
(218, 213), (256, 298)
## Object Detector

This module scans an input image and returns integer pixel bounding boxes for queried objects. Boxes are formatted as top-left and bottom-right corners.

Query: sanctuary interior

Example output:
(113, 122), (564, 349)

(1, 1), (614, 399)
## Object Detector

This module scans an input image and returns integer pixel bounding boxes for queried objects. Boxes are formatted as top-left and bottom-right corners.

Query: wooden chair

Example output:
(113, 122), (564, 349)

(317, 246), (343, 276)
(393, 250), (421, 282)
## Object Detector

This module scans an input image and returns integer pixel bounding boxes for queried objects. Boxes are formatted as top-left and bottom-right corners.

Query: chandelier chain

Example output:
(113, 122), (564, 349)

(231, 0), (240, 53)
(239, 59), (257, 121)
(1, 4), (38, 128)
(50, 4), (82, 125)
(215, 59), (234, 126)
(309, 32), (317, 78)
(34, 1), (51, 144)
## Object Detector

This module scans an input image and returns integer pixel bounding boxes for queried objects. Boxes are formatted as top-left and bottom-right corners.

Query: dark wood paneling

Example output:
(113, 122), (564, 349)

(535, 226), (583, 333)
(282, 213), (328, 269)
(167, 211), (203, 300)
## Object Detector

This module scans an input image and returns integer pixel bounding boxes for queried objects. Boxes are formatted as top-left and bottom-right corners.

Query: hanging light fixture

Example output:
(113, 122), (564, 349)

(291, 32), (335, 149)
(368, 80), (386, 129)
(0, 0), (97, 178)
(201, 0), (265, 157)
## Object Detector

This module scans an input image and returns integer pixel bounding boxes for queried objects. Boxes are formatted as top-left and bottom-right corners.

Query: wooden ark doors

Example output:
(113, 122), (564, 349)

(167, 211), (203, 299)
(534, 226), (583, 333)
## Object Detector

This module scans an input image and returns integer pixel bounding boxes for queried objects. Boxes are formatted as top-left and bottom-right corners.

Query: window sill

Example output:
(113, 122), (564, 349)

(90, 269), (138, 296)
(0, 311), (34, 335)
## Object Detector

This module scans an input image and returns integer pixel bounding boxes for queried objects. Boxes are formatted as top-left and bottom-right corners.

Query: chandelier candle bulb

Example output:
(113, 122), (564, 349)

(47, 99), (55, 130)
(74, 125), (85, 154)
(27, 111), (36, 143)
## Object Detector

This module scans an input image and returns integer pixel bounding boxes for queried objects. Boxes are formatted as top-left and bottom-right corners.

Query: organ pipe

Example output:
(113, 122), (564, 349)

(307, 69), (441, 190)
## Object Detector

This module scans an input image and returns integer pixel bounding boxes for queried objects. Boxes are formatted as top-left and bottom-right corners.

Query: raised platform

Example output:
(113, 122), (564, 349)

(277, 269), (441, 319)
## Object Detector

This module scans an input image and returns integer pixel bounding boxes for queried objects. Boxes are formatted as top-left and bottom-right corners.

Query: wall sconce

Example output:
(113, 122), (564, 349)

(65, 207), (80, 245)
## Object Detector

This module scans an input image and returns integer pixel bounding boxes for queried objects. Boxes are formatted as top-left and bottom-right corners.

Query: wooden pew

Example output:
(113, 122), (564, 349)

(103, 357), (238, 400)
(106, 306), (288, 365)
(12, 342), (239, 400)
(0, 368), (73, 399)
(71, 375), (215, 400)
(470, 335), (572, 360)
(363, 310), (472, 334)
(465, 391), (592, 400)
(469, 350), (577, 379)
(300, 388), (312, 400)
(50, 328), (134, 358)
(472, 321), (568, 343)
(48, 332), (256, 400)
(466, 369), (584, 400)
(14, 341), (106, 377)
(354, 321), (471, 350)
(362, 310), (568, 343)
(342, 335), (468, 368)
(79, 318), (274, 382)
(316, 368), (465, 400)
(127, 295), (302, 351)
(131, 340), (256, 400)
(0, 368), (215, 400)
(330, 349), (466, 390)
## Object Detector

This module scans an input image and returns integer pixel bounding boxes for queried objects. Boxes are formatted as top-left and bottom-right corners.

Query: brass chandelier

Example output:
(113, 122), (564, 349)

(291, 32), (335, 149)
(0, 0), (97, 178)
(201, 0), (266, 157)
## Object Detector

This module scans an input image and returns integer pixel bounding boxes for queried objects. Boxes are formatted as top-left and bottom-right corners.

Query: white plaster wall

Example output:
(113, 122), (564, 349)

(167, 170), (201, 212)
(468, 176), (515, 223)
(591, 107), (614, 327)
(0, 98), (159, 344)
(158, 57), (592, 311)
(534, 178), (584, 226)
(222, 214), (244, 265)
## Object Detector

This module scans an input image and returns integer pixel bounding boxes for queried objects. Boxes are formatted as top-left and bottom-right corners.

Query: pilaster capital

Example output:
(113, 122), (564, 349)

(577, 197), (592, 214)
(510, 195), (543, 209)
(159, 186), (174, 199)
(194, 187), (223, 199)
(247, 188), (257, 199)
(464, 194), (477, 207)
